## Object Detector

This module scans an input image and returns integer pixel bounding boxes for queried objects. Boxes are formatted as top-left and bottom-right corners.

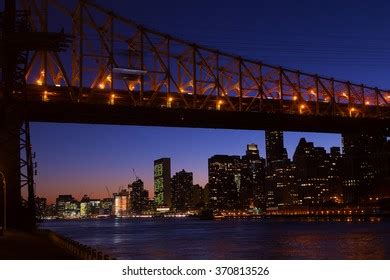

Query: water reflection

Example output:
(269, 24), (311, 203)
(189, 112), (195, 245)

(42, 217), (390, 260)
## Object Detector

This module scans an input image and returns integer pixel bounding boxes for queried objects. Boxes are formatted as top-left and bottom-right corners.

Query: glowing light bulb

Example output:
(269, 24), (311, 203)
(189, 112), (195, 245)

(42, 90), (48, 102)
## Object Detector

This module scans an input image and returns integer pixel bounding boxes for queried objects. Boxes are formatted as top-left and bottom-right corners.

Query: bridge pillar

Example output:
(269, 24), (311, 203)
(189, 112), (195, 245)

(0, 108), (22, 229)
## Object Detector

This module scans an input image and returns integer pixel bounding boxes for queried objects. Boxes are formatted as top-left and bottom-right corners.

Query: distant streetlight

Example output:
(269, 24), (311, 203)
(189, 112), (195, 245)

(0, 171), (6, 235)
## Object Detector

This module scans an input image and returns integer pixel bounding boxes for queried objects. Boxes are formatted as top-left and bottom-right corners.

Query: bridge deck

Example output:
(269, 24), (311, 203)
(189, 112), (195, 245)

(9, 85), (389, 135)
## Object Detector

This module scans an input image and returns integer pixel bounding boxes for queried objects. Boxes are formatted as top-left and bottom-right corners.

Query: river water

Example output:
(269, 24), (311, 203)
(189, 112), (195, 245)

(42, 217), (390, 259)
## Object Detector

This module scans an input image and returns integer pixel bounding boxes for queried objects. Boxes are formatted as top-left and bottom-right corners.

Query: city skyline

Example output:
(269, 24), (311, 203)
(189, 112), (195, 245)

(32, 124), (343, 203)
(38, 131), (390, 219)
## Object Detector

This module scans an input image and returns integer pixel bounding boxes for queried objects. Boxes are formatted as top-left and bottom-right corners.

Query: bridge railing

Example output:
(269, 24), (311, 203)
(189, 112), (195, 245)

(16, 0), (390, 119)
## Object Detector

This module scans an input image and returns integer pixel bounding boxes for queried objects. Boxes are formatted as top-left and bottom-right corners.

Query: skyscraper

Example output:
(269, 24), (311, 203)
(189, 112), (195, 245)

(154, 158), (172, 208)
(113, 189), (130, 217)
(189, 184), (206, 210)
(171, 169), (193, 211)
(265, 131), (292, 209)
(293, 138), (330, 205)
(208, 155), (241, 210)
(129, 179), (149, 214)
(240, 144), (266, 210)
(342, 132), (387, 203)
(328, 147), (343, 203)
(265, 130), (288, 167)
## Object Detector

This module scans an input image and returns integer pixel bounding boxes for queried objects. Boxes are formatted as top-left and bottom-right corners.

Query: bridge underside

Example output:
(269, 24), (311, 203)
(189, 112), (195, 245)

(21, 101), (390, 135)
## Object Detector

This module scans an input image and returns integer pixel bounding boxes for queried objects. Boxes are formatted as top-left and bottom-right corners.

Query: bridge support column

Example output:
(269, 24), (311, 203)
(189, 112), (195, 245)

(0, 109), (22, 229)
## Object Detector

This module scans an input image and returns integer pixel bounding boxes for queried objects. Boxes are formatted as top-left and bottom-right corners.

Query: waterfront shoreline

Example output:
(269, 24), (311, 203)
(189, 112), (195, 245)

(42, 217), (390, 259)
(41, 213), (390, 222)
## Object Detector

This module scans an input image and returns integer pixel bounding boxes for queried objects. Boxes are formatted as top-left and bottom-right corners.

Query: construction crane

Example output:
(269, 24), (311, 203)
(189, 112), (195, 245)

(105, 186), (111, 198)
(132, 168), (139, 181)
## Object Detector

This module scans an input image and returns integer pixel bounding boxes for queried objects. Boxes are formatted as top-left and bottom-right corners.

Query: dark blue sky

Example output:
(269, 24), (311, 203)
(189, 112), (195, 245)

(30, 0), (390, 202)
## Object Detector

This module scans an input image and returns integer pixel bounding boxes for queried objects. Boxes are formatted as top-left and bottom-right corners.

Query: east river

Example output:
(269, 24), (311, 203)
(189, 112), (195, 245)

(42, 217), (390, 259)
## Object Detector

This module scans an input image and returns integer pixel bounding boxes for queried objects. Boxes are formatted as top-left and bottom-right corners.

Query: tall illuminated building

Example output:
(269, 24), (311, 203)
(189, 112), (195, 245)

(154, 158), (172, 208)
(293, 138), (331, 205)
(208, 155), (241, 210)
(240, 144), (266, 210)
(264, 131), (292, 209)
(129, 179), (149, 214)
(328, 147), (343, 203)
(113, 189), (130, 217)
(171, 169), (193, 211)
(265, 130), (288, 167)
(342, 132), (386, 203)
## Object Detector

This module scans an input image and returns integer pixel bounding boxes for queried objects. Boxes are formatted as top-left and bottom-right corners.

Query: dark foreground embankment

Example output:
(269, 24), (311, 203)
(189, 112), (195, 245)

(0, 229), (114, 260)
(0, 229), (77, 259)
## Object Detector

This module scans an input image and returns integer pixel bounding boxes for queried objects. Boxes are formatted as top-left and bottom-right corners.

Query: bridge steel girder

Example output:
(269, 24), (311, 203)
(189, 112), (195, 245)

(0, 109), (22, 229)
(16, 0), (389, 123)
(20, 101), (390, 136)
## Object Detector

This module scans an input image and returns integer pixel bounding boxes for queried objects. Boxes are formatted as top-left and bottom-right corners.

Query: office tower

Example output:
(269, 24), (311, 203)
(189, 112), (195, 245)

(171, 169), (193, 211)
(101, 198), (114, 216)
(154, 158), (172, 208)
(129, 179), (148, 214)
(264, 131), (293, 209)
(80, 195), (91, 218)
(342, 133), (386, 203)
(79, 195), (101, 218)
(89, 199), (101, 216)
(328, 147), (343, 203)
(189, 184), (206, 210)
(240, 144), (266, 210)
(265, 158), (296, 209)
(55, 195), (76, 218)
(113, 189), (130, 217)
(293, 138), (330, 205)
(265, 130), (288, 167)
(208, 155), (241, 210)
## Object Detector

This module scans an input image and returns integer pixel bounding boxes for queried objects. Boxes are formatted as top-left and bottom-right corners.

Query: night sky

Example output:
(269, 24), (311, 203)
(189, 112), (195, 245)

(29, 0), (390, 203)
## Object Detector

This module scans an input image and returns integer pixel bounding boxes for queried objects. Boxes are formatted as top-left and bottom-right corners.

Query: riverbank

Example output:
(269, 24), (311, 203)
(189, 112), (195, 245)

(0, 229), (114, 260)
(0, 229), (77, 259)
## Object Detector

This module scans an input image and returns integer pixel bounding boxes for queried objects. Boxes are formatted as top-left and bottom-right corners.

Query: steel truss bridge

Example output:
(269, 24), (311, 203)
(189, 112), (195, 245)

(0, 0), (389, 229)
